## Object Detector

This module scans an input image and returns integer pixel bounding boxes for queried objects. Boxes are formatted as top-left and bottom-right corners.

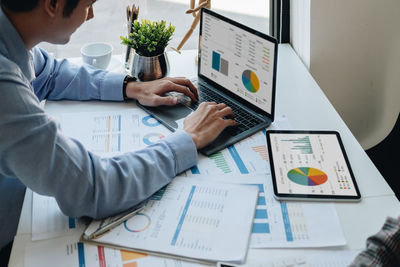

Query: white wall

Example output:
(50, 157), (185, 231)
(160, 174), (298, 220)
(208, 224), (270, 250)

(291, 0), (400, 149)
(290, 0), (310, 69)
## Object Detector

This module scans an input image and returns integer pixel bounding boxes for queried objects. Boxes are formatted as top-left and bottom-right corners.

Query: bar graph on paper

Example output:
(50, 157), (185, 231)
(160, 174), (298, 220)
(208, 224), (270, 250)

(247, 177), (345, 248)
(246, 179), (340, 247)
(196, 175), (346, 248)
(186, 115), (292, 177)
(187, 131), (271, 176)
(59, 109), (172, 157)
(209, 152), (232, 174)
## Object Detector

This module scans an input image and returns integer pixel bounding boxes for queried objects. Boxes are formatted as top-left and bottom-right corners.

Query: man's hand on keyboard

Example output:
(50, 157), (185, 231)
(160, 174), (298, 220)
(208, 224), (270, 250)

(183, 102), (238, 149)
(125, 77), (198, 106)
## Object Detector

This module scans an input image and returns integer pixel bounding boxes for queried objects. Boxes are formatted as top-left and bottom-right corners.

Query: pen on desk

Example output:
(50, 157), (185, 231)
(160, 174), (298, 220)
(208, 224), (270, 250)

(89, 205), (145, 240)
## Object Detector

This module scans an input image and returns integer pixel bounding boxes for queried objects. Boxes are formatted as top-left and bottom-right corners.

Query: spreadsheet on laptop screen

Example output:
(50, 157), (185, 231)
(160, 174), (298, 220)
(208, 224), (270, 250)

(199, 11), (275, 114)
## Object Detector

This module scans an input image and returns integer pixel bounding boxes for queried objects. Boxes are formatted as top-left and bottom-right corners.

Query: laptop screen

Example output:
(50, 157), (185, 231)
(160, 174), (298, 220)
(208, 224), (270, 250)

(199, 9), (277, 115)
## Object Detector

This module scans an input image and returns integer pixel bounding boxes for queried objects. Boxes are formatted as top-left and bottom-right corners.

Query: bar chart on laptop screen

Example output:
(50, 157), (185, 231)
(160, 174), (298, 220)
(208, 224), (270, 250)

(200, 11), (275, 113)
(269, 133), (357, 196)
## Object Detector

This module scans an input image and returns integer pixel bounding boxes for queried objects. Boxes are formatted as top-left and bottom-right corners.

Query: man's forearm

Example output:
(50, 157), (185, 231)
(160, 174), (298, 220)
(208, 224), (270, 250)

(350, 217), (400, 266)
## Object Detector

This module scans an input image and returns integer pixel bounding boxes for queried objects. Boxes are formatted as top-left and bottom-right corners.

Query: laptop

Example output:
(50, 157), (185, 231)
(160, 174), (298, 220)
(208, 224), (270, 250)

(138, 8), (278, 156)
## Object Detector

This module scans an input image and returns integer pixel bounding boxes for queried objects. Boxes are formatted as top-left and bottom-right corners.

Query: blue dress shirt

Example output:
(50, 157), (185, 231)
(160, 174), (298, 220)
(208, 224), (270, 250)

(0, 7), (197, 247)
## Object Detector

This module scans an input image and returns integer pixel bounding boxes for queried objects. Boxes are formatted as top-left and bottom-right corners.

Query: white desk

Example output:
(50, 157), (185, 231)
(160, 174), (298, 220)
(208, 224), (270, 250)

(9, 45), (400, 266)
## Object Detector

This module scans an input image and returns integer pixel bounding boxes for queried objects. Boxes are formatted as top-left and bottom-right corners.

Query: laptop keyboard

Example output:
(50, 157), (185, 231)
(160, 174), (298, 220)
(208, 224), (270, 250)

(192, 83), (264, 135)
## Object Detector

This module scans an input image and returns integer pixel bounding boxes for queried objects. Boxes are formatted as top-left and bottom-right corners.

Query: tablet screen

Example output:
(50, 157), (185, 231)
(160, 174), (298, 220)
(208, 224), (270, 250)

(266, 130), (361, 200)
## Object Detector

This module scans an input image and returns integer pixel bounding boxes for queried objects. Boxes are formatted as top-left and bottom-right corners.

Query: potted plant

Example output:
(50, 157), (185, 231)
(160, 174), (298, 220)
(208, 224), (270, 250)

(121, 19), (175, 81)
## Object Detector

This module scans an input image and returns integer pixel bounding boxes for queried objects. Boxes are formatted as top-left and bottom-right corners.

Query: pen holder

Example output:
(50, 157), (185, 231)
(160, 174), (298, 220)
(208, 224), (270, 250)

(124, 46), (134, 72)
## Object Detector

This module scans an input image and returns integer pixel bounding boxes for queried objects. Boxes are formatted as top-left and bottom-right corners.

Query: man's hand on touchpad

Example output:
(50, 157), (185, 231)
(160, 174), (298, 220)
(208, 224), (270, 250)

(165, 91), (192, 106)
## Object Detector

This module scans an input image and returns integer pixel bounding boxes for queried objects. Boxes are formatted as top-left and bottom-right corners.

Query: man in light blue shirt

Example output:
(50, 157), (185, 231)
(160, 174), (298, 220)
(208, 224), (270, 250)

(0, 0), (237, 259)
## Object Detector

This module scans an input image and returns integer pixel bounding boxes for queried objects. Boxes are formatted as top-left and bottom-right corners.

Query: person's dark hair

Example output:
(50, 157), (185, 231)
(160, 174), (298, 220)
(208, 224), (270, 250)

(1, 0), (81, 17)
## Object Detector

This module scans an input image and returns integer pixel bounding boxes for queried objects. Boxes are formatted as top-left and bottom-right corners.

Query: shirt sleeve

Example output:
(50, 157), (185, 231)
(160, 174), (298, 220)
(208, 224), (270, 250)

(30, 47), (126, 102)
(349, 217), (400, 267)
(0, 71), (198, 219)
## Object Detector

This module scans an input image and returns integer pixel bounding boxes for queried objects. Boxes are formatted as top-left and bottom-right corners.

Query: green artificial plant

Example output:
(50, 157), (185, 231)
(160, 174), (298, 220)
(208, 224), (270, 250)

(121, 19), (175, 57)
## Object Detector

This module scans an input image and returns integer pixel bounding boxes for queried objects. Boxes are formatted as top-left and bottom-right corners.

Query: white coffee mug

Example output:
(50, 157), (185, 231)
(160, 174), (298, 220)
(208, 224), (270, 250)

(80, 42), (113, 70)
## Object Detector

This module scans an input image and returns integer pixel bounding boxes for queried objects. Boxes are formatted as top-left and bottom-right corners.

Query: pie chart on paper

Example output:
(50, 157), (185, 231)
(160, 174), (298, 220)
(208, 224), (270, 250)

(142, 133), (165, 145)
(242, 70), (260, 93)
(287, 167), (328, 186)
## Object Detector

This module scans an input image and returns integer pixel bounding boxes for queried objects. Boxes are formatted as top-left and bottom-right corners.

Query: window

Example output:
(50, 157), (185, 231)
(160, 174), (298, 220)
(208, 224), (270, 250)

(39, 0), (270, 58)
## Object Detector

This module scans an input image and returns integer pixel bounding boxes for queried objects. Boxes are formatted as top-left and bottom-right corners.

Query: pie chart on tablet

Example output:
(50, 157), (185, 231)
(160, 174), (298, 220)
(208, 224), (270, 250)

(287, 167), (328, 186)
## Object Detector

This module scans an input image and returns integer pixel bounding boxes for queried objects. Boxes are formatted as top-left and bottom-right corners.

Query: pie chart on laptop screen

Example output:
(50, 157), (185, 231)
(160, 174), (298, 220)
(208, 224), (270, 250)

(242, 70), (260, 93)
(287, 167), (328, 186)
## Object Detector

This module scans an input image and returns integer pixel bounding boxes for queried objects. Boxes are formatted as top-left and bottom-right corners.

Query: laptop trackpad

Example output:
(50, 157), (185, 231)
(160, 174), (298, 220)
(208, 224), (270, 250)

(145, 104), (193, 130)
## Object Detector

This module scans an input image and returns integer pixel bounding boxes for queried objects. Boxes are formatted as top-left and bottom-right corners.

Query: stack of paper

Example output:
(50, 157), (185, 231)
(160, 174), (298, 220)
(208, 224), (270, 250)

(82, 177), (259, 264)
(191, 174), (346, 248)
(24, 235), (205, 267)
(32, 193), (86, 241)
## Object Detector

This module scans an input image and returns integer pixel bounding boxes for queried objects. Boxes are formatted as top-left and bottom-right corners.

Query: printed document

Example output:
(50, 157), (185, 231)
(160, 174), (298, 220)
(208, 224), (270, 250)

(31, 193), (86, 241)
(83, 177), (259, 264)
(183, 116), (290, 176)
(58, 109), (173, 157)
(24, 234), (359, 267)
(193, 174), (346, 248)
(25, 235), (204, 267)
(242, 249), (360, 267)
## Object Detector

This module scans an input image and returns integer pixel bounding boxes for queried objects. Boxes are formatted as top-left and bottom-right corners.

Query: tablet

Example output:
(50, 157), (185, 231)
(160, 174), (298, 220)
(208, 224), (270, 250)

(266, 130), (361, 201)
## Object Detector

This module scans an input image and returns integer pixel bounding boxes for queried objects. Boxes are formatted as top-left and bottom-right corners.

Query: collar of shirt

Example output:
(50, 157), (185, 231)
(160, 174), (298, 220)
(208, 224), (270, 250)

(0, 6), (35, 83)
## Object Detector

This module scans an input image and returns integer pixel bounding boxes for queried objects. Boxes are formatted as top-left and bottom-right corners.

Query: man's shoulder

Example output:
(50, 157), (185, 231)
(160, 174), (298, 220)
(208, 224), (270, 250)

(0, 53), (37, 103)
(0, 53), (24, 80)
